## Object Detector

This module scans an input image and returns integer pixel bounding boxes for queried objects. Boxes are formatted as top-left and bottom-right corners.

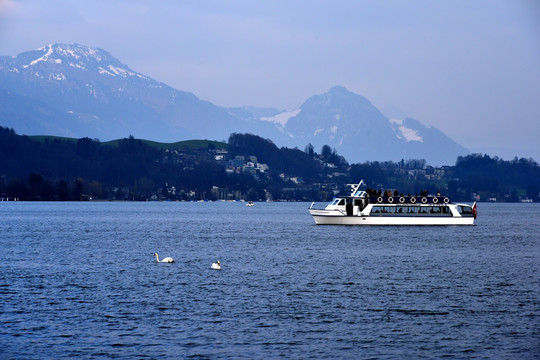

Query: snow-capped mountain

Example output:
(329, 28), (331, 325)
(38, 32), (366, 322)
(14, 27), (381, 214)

(258, 86), (469, 165)
(0, 43), (265, 141)
(0, 43), (469, 165)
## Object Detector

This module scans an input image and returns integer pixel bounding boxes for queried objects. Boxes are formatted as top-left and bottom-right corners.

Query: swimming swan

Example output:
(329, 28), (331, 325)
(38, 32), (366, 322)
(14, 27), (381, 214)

(154, 253), (175, 263)
(211, 260), (221, 270)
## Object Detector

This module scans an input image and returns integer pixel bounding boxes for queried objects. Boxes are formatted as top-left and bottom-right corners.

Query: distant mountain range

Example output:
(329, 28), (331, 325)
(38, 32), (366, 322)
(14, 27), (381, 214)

(0, 43), (469, 165)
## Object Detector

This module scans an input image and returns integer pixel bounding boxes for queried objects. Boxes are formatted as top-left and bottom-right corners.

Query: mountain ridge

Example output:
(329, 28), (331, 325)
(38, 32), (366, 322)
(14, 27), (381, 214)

(0, 43), (470, 165)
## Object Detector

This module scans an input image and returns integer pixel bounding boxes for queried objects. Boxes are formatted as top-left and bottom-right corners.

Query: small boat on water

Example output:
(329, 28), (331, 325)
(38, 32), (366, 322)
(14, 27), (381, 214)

(246, 201), (254, 207)
(309, 180), (477, 225)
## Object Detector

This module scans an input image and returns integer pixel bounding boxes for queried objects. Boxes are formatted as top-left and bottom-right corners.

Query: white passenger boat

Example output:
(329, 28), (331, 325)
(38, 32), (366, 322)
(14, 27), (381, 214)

(309, 181), (477, 225)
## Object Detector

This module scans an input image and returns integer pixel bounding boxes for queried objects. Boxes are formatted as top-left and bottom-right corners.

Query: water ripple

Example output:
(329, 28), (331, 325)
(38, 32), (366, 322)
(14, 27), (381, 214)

(0, 202), (538, 358)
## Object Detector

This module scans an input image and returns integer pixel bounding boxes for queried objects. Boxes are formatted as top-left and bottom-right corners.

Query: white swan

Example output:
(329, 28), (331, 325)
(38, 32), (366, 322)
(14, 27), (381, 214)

(211, 260), (221, 270)
(154, 253), (174, 263)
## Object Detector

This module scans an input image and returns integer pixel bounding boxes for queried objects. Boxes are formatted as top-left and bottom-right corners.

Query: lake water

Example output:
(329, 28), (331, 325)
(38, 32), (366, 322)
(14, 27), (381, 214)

(1, 201), (539, 359)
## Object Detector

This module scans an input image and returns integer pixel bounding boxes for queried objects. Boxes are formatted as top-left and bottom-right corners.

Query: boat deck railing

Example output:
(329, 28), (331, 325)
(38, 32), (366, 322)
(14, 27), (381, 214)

(369, 196), (450, 205)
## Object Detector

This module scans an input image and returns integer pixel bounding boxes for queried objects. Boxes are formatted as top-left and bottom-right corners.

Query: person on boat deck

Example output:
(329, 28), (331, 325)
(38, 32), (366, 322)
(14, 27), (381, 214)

(394, 190), (399, 196)
(346, 201), (353, 216)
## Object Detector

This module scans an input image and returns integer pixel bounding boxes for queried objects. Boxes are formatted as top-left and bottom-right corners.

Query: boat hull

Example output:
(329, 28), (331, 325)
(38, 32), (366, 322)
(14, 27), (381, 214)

(309, 209), (475, 225)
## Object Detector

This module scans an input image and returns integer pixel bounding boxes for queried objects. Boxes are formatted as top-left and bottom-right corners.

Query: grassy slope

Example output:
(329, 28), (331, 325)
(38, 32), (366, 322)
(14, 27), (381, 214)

(29, 135), (228, 150)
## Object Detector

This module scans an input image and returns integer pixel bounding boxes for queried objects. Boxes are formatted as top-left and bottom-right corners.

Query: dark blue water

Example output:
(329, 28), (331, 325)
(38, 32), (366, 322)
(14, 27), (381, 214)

(1, 202), (538, 359)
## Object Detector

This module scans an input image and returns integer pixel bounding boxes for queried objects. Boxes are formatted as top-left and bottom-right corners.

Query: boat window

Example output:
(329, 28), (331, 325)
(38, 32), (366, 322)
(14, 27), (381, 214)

(458, 205), (472, 214)
(370, 205), (453, 216)
(337, 199), (345, 206)
(370, 206), (400, 214)
(371, 205), (458, 215)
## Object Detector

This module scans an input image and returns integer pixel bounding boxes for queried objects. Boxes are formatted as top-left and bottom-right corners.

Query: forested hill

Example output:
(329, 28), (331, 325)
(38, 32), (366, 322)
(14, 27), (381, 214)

(1, 127), (538, 202)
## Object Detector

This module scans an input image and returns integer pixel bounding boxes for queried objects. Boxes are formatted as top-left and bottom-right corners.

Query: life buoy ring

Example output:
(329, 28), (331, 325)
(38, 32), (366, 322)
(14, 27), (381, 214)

(443, 197), (449, 204)
(377, 196), (383, 204)
(433, 197), (439, 204)
(410, 196), (417, 204)
(388, 196), (394, 203)
(399, 197), (405, 204)
(421, 197), (427, 204)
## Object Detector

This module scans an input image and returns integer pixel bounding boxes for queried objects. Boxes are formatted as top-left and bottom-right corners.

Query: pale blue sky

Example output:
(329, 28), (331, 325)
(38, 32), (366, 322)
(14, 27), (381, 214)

(1, 0), (539, 160)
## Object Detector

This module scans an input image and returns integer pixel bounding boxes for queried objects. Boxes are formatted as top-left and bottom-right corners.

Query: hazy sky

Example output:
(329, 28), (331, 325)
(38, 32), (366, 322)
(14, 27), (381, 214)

(1, 0), (539, 160)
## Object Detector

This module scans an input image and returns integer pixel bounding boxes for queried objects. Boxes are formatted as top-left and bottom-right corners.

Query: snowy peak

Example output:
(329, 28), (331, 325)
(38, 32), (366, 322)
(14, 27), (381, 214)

(4, 43), (148, 81)
(21, 45), (55, 68)
(286, 86), (391, 139)
(261, 86), (469, 165)
(21, 43), (118, 67)
(0, 43), (250, 144)
(300, 85), (376, 115)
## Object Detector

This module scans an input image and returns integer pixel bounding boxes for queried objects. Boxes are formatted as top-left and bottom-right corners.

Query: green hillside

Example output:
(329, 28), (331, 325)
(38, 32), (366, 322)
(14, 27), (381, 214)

(30, 135), (228, 150)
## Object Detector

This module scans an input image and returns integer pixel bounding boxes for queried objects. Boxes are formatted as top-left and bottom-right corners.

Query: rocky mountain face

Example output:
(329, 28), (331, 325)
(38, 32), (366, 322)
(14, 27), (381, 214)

(261, 86), (470, 165)
(0, 43), (469, 165)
